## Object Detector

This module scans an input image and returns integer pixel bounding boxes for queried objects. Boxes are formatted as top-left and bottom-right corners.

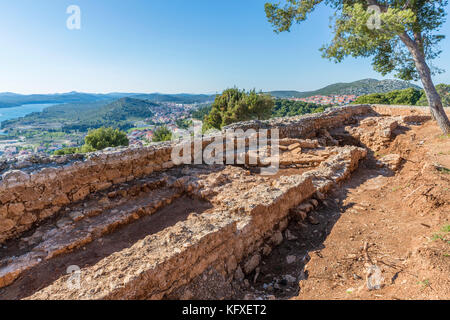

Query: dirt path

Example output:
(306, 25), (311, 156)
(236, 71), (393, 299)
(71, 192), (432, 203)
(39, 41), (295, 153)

(237, 121), (449, 300)
(1, 117), (447, 301)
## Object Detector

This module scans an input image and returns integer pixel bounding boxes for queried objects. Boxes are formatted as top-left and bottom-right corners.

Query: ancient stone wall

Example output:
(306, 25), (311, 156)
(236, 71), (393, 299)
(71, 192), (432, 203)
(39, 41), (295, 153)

(0, 104), (446, 244)
(2, 104), (441, 299)
(26, 146), (366, 299)
(0, 145), (175, 243)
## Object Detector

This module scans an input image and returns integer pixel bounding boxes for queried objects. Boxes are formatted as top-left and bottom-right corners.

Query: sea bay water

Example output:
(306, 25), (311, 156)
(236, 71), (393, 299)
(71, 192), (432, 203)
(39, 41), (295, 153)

(0, 103), (55, 133)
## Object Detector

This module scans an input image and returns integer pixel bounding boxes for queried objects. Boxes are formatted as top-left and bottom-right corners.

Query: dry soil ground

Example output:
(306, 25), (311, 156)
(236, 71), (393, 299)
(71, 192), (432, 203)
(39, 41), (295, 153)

(238, 121), (449, 300)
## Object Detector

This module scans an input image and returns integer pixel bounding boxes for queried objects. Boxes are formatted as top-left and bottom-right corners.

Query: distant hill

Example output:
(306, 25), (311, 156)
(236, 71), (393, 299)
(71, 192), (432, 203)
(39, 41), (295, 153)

(353, 83), (450, 107)
(36, 97), (157, 121)
(268, 79), (422, 99)
(1, 97), (158, 132)
(133, 93), (214, 104)
(0, 92), (132, 108)
(0, 92), (214, 108)
(0, 79), (421, 108)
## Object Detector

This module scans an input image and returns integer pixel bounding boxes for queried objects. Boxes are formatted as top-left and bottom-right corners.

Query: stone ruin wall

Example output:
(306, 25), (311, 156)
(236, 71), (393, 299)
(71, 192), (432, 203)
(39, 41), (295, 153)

(27, 145), (366, 300)
(0, 104), (449, 299)
(0, 104), (445, 245)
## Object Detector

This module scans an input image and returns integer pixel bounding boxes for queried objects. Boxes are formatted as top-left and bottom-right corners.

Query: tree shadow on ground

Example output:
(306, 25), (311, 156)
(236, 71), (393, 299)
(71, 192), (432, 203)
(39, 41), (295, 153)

(241, 117), (415, 300)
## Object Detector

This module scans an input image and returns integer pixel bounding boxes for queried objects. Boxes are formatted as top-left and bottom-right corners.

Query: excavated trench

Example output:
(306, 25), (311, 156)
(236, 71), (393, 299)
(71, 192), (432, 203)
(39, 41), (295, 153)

(0, 107), (424, 300)
(0, 142), (338, 299)
(228, 115), (425, 300)
(0, 167), (218, 299)
(0, 194), (213, 300)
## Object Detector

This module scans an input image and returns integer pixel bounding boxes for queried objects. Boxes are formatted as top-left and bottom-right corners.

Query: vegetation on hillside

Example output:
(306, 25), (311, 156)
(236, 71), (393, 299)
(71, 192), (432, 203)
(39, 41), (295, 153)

(175, 118), (193, 130)
(353, 88), (424, 105)
(265, 1), (450, 133)
(416, 84), (450, 107)
(84, 127), (129, 150)
(353, 85), (450, 107)
(54, 127), (129, 155)
(0, 92), (214, 109)
(191, 104), (213, 121)
(152, 126), (173, 142)
(131, 93), (214, 104)
(272, 100), (330, 118)
(203, 88), (274, 130)
(2, 98), (156, 133)
(54, 147), (81, 155)
(268, 79), (421, 99)
(0, 92), (115, 109)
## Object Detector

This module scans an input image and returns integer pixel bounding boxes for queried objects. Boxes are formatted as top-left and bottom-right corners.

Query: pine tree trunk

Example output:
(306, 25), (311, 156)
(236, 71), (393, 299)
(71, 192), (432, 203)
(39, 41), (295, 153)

(401, 34), (450, 134)
(415, 57), (450, 133)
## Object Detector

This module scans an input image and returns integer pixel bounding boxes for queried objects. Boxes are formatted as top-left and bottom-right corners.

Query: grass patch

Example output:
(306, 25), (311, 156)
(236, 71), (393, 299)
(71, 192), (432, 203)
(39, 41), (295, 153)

(432, 234), (444, 241)
(392, 185), (407, 192)
(430, 224), (450, 244)
(417, 279), (430, 289)
(437, 167), (450, 174)
(434, 164), (450, 175)
(127, 126), (153, 133)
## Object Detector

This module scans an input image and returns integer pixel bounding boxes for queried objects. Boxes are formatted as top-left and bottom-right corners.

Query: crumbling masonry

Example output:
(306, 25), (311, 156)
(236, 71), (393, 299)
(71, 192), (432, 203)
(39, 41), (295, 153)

(0, 104), (442, 299)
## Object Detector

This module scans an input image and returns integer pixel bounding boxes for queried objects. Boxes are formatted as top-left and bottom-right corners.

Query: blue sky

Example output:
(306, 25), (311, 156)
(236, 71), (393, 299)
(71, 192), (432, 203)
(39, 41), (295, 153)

(0, 0), (449, 94)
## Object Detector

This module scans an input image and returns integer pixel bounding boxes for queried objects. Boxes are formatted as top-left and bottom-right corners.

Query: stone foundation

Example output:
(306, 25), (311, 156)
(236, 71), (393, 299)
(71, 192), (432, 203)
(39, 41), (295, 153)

(0, 104), (446, 299)
(25, 146), (366, 299)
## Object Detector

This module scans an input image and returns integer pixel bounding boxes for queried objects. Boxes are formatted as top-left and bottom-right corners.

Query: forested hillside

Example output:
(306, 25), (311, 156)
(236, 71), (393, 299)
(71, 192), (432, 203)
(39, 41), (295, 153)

(269, 79), (421, 99)
(353, 85), (450, 107)
(2, 98), (156, 132)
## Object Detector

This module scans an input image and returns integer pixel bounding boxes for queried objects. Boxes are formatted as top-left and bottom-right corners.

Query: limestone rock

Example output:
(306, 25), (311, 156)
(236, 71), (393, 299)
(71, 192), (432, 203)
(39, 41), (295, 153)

(284, 274), (297, 285)
(288, 143), (301, 151)
(377, 154), (402, 171)
(285, 229), (297, 241)
(19, 213), (36, 225)
(234, 267), (245, 281)
(2, 170), (30, 185)
(0, 219), (15, 232)
(270, 231), (283, 246)
(8, 203), (25, 217)
(244, 254), (261, 274)
(286, 255), (296, 264)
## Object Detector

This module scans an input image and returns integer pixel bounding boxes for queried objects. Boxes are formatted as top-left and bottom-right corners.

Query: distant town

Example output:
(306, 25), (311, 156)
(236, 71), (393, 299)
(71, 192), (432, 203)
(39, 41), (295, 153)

(0, 101), (198, 159)
(289, 94), (358, 105)
(0, 78), (425, 160)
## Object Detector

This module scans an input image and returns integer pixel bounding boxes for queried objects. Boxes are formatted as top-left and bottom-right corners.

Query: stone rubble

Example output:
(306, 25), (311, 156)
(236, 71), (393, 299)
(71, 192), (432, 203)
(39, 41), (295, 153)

(0, 104), (437, 300)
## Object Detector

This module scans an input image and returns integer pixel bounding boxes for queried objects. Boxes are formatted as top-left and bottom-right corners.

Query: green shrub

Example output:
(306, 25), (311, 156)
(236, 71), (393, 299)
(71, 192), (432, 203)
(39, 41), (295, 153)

(353, 93), (391, 104)
(84, 127), (129, 151)
(79, 144), (97, 153)
(203, 88), (274, 130)
(54, 147), (80, 155)
(353, 86), (450, 107)
(416, 84), (450, 107)
(152, 126), (172, 142)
